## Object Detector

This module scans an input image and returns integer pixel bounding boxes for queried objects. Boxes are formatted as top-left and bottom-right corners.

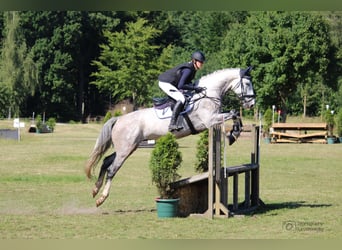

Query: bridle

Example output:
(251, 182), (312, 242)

(187, 74), (255, 108)
(231, 76), (256, 107)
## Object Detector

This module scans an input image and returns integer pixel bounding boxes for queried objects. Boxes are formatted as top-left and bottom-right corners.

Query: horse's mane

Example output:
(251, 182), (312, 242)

(199, 68), (239, 82)
(193, 68), (241, 97)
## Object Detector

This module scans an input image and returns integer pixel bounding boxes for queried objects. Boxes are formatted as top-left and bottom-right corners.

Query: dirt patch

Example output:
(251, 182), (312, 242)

(56, 200), (100, 215)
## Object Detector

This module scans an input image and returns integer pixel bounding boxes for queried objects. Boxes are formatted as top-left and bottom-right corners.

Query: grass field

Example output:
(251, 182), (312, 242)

(0, 118), (341, 239)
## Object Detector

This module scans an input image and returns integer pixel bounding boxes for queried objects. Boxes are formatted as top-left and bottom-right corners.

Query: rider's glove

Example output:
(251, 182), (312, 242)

(195, 87), (204, 93)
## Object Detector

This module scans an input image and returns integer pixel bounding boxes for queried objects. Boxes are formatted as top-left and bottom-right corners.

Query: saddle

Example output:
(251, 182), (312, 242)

(152, 92), (193, 111)
(152, 97), (175, 110)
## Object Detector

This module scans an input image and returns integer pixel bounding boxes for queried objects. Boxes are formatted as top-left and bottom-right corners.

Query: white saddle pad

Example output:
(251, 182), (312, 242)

(153, 103), (193, 119)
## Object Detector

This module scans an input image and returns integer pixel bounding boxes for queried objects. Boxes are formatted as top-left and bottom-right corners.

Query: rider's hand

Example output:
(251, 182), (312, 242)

(195, 87), (204, 93)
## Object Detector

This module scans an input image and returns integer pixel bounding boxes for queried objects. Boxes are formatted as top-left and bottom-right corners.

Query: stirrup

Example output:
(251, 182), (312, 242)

(168, 124), (178, 132)
(169, 124), (183, 132)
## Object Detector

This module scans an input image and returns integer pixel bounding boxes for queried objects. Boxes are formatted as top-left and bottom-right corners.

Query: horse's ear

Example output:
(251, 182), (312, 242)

(240, 66), (253, 77)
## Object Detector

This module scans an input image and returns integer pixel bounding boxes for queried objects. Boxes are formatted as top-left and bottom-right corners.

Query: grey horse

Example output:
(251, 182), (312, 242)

(85, 66), (255, 207)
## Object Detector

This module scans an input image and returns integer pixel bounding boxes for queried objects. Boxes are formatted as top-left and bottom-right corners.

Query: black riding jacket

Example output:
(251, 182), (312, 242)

(158, 62), (197, 90)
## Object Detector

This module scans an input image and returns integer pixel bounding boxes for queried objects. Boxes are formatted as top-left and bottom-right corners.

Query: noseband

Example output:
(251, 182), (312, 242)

(233, 76), (255, 101)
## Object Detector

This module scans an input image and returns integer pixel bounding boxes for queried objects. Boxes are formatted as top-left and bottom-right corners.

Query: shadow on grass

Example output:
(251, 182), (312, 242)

(102, 208), (156, 215)
(100, 201), (332, 217)
(248, 200), (332, 216)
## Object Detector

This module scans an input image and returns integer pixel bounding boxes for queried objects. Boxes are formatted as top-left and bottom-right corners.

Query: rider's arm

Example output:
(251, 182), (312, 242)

(177, 68), (196, 90)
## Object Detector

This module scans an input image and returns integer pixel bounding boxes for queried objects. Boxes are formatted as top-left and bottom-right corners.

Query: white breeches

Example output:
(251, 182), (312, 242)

(158, 81), (185, 104)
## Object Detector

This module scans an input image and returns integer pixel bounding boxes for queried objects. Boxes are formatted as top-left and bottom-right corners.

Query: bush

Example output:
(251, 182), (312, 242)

(35, 115), (56, 133)
(194, 129), (208, 173)
(114, 110), (122, 117)
(35, 115), (43, 131)
(46, 117), (56, 132)
(263, 108), (273, 137)
(103, 111), (112, 124)
(149, 133), (182, 199)
(323, 109), (335, 137)
(336, 108), (342, 137)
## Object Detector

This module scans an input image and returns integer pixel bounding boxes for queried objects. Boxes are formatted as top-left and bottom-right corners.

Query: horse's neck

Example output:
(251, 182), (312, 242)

(199, 69), (238, 91)
(199, 73), (237, 99)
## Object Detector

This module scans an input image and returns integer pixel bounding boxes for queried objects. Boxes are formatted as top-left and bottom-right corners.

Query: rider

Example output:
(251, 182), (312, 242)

(158, 51), (205, 132)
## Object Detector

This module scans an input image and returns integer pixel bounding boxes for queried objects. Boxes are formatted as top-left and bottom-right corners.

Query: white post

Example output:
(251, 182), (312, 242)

(13, 118), (25, 142)
(13, 118), (20, 142)
(272, 105), (275, 125)
(18, 124), (20, 142)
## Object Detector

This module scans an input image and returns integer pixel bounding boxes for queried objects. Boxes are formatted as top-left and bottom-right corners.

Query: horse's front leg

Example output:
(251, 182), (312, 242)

(208, 110), (237, 127)
(226, 114), (243, 145)
(209, 110), (243, 145)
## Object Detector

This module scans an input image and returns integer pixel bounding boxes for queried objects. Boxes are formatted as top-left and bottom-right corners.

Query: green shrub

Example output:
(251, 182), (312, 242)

(103, 111), (112, 124)
(149, 133), (182, 199)
(194, 129), (209, 173)
(323, 109), (335, 137)
(263, 108), (273, 137)
(336, 108), (342, 137)
(46, 117), (56, 132)
(35, 115), (43, 131)
(114, 110), (122, 117)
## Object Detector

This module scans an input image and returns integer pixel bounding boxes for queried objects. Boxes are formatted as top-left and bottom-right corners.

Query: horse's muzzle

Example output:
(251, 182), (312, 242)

(243, 99), (255, 109)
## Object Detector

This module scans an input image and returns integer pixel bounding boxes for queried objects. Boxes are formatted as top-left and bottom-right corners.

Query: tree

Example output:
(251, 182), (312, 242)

(219, 11), (333, 120)
(0, 11), (340, 121)
(91, 18), (162, 109)
(0, 11), (38, 118)
(20, 11), (120, 121)
(165, 11), (249, 77)
(323, 11), (342, 114)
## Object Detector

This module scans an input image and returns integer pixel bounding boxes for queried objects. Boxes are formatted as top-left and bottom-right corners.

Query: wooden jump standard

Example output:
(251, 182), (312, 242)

(171, 124), (263, 218)
(205, 124), (262, 218)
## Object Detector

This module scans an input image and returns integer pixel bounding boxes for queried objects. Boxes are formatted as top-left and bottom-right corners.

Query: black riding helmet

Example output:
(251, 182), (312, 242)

(191, 51), (205, 63)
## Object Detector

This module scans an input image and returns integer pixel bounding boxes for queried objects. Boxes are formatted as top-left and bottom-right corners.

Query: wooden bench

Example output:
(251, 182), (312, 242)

(270, 123), (328, 143)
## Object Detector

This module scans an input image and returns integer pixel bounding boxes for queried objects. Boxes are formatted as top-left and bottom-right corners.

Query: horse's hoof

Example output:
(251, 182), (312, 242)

(96, 195), (107, 207)
(92, 187), (99, 198)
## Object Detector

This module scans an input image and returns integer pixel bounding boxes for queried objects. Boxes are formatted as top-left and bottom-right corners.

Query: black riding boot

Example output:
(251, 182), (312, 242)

(169, 101), (184, 132)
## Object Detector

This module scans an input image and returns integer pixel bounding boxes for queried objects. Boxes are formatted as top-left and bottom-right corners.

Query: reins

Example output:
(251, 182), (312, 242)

(188, 88), (221, 109)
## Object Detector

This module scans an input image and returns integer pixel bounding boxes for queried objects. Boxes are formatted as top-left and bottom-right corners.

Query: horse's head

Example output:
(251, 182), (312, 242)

(197, 66), (256, 109)
(232, 66), (256, 109)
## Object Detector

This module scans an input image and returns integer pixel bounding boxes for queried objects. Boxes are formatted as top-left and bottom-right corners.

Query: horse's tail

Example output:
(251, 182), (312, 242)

(85, 117), (118, 179)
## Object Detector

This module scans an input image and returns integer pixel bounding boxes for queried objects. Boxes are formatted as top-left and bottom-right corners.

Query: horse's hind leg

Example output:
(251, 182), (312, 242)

(92, 152), (116, 198)
(96, 147), (137, 207)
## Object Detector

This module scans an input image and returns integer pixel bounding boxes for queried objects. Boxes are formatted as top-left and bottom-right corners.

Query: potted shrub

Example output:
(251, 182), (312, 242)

(336, 108), (342, 143)
(263, 108), (273, 143)
(323, 109), (335, 144)
(35, 115), (43, 133)
(46, 117), (56, 132)
(149, 132), (182, 218)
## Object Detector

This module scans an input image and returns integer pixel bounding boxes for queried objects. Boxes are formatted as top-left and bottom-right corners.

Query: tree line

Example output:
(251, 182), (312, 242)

(0, 11), (341, 122)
